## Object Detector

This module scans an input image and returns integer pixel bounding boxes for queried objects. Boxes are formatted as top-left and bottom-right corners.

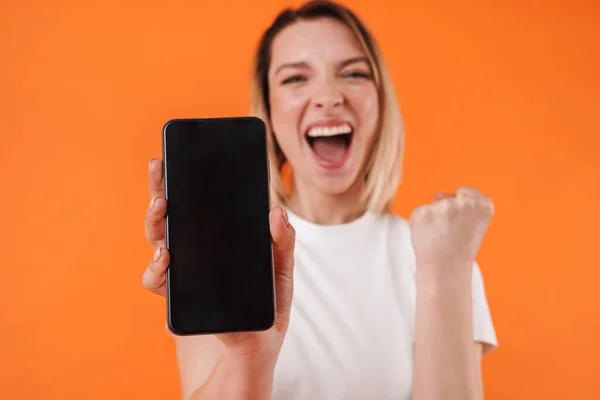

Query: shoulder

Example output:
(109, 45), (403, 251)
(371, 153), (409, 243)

(376, 212), (413, 243)
(382, 212), (410, 230)
(374, 212), (417, 267)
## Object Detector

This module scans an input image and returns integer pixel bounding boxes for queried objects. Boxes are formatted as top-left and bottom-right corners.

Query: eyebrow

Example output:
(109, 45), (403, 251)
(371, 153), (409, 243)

(273, 56), (370, 75)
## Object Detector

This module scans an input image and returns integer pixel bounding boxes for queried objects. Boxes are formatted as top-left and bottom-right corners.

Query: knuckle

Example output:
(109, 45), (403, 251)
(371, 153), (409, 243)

(143, 261), (165, 290)
(440, 198), (458, 219)
(142, 269), (153, 289)
(409, 206), (422, 221)
(458, 186), (481, 197)
(458, 195), (474, 209)
(482, 198), (495, 215)
(440, 198), (452, 213)
(456, 186), (470, 195)
(147, 258), (162, 276)
(410, 205), (431, 224)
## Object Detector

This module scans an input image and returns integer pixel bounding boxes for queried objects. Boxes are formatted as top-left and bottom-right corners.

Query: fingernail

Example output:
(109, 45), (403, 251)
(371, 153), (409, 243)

(280, 206), (289, 227)
(149, 158), (155, 168)
(153, 248), (162, 262)
(149, 196), (158, 210)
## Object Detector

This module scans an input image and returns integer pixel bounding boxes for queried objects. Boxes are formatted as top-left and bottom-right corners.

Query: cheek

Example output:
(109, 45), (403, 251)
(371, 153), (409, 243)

(361, 95), (378, 123)
(349, 85), (379, 134)
(269, 88), (306, 154)
(269, 88), (305, 123)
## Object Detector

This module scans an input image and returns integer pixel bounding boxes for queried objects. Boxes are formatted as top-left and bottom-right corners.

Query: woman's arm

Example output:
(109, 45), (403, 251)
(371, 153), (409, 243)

(172, 334), (222, 399)
(143, 160), (297, 400)
(409, 187), (495, 400)
(412, 266), (483, 400)
(171, 333), (280, 400)
(186, 341), (278, 399)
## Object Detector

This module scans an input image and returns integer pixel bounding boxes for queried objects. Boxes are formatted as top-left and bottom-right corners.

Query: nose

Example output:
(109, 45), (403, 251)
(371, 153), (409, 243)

(311, 81), (344, 111)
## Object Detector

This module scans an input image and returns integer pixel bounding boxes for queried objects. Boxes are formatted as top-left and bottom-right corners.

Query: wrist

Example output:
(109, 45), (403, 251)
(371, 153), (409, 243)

(222, 345), (278, 374)
(416, 260), (473, 296)
(223, 348), (278, 398)
(194, 348), (277, 400)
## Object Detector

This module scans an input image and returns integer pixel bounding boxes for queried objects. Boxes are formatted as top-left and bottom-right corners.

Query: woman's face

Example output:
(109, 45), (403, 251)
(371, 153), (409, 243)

(268, 17), (379, 197)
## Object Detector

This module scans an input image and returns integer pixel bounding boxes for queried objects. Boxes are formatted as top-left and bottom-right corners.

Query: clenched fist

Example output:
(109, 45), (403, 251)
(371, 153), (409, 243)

(409, 186), (494, 280)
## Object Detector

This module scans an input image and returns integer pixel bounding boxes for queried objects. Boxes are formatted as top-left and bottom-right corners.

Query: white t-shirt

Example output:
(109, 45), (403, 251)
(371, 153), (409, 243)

(272, 209), (498, 400)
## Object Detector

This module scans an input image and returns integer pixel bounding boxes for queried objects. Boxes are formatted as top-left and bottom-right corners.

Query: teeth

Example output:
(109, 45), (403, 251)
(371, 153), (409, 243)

(307, 124), (352, 138)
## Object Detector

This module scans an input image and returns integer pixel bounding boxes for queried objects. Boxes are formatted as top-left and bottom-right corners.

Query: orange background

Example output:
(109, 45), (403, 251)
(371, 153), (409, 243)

(2, 0), (599, 399)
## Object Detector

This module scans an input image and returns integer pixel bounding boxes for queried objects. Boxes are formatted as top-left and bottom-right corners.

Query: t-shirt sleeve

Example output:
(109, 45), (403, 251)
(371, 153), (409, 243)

(472, 261), (498, 353)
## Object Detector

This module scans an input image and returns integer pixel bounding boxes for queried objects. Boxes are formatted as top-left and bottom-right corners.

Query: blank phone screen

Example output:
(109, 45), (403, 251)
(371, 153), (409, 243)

(162, 117), (275, 335)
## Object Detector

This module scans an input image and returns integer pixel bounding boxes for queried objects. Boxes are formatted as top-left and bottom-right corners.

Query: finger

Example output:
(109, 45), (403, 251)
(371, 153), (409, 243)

(149, 158), (165, 199)
(456, 187), (493, 213)
(433, 191), (455, 201)
(142, 247), (170, 297)
(145, 196), (167, 248)
(457, 186), (483, 198)
(270, 206), (295, 332)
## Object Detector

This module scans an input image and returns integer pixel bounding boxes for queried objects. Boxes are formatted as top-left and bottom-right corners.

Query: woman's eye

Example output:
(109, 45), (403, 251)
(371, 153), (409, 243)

(282, 75), (306, 84)
(344, 71), (370, 79)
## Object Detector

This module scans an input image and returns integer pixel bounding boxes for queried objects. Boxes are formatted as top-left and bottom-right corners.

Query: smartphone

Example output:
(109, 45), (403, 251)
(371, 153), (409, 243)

(162, 117), (275, 336)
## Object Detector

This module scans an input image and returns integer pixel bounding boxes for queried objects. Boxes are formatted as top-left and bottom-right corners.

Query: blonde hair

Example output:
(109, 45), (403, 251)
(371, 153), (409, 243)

(250, 0), (404, 213)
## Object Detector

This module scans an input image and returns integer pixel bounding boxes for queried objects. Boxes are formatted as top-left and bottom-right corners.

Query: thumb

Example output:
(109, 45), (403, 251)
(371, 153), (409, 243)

(269, 206), (295, 333)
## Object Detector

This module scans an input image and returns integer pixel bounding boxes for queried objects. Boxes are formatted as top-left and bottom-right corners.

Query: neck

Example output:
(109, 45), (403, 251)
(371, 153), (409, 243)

(286, 177), (367, 225)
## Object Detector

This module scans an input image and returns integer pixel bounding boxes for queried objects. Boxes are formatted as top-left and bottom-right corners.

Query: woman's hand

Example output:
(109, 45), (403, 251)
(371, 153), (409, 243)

(141, 158), (296, 363)
(409, 186), (494, 282)
(410, 186), (493, 400)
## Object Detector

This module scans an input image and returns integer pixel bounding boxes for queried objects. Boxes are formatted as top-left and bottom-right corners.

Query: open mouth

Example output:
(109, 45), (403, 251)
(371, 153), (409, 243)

(305, 123), (353, 169)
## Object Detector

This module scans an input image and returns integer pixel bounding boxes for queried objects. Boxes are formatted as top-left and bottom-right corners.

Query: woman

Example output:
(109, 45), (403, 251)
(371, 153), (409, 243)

(142, 1), (497, 399)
